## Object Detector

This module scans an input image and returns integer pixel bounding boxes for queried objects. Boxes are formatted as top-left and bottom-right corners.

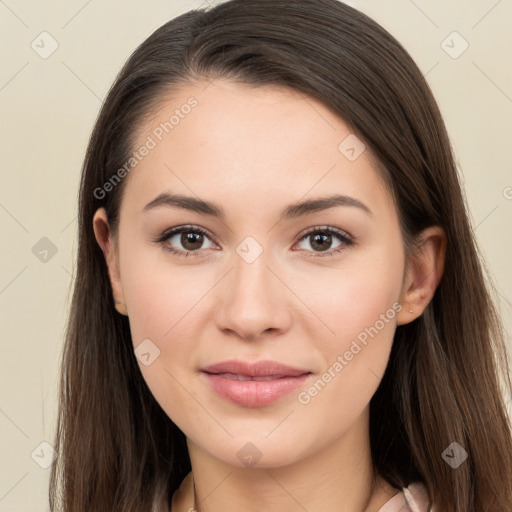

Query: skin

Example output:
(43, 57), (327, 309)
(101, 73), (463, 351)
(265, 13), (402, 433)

(93, 79), (446, 512)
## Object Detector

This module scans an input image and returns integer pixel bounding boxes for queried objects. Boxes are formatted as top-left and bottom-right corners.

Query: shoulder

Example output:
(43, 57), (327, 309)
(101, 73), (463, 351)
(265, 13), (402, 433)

(403, 482), (435, 512)
(150, 472), (194, 512)
(378, 481), (434, 512)
(169, 471), (194, 512)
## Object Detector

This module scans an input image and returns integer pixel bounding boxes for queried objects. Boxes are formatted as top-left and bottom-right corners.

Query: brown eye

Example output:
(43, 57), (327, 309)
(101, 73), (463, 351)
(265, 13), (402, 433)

(156, 225), (216, 257)
(179, 231), (205, 251)
(295, 227), (353, 257)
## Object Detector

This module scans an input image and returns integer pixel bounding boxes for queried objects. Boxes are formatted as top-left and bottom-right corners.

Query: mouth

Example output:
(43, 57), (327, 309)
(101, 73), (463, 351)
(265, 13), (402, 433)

(200, 358), (310, 377)
(199, 359), (313, 407)
(207, 372), (301, 381)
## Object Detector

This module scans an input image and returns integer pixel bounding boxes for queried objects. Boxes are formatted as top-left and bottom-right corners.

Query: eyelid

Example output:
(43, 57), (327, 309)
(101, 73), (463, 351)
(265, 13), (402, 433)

(296, 225), (354, 244)
(155, 224), (214, 243)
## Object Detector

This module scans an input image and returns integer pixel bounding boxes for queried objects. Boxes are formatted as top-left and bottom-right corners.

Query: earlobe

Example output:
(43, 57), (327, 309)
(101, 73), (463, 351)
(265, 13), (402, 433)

(396, 226), (446, 325)
(92, 208), (128, 316)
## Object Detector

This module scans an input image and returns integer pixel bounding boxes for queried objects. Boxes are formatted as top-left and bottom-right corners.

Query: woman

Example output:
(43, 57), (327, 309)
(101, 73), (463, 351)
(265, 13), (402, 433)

(49, 1), (512, 511)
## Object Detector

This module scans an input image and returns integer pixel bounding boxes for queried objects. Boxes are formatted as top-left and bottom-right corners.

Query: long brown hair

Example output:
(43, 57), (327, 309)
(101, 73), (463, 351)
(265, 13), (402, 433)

(49, 1), (512, 510)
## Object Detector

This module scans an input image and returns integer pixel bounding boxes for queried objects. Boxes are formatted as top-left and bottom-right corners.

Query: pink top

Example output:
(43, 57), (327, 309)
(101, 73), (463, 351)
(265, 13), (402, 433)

(168, 473), (433, 512)
(377, 482), (433, 512)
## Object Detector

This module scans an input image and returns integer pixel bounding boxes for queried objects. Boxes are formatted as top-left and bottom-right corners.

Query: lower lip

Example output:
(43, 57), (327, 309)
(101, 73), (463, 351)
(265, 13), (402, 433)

(201, 371), (312, 407)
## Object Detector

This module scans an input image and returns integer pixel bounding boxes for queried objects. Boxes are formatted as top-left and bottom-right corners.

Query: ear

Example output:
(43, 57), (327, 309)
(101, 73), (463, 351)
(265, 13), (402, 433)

(92, 208), (128, 316)
(396, 226), (446, 325)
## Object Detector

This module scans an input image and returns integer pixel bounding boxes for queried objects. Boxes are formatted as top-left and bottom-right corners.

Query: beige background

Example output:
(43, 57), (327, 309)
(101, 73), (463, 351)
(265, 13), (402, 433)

(0, 0), (511, 510)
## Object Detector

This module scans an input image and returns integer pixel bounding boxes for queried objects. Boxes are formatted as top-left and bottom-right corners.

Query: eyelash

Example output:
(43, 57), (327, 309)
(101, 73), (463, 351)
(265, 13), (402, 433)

(154, 224), (355, 259)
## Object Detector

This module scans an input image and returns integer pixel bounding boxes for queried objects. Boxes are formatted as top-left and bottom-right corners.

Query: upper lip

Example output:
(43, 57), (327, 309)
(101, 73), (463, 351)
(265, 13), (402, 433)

(201, 359), (311, 378)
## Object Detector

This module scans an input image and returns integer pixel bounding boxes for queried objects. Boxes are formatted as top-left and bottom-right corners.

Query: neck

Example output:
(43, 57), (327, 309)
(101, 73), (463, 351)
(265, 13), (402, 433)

(177, 408), (398, 512)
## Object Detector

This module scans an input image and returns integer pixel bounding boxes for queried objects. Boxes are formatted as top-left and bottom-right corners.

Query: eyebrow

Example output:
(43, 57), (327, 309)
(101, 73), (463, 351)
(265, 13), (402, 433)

(142, 192), (373, 220)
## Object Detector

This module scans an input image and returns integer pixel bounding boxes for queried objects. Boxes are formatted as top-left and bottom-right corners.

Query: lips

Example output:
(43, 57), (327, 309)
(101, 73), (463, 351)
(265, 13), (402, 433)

(212, 372), (291, 381)
(200, 359), (312, 407)
(201, 359), (310, 378)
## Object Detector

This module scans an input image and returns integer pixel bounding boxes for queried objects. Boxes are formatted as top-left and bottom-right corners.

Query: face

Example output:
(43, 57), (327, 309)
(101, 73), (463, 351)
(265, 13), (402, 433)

(96, 79), (413, 468)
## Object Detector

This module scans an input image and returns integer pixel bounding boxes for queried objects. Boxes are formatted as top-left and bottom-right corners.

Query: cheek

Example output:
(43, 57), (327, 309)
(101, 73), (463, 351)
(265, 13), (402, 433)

(120, 252), (209, 422)
(292, 238), (404, 348)
(120, 240), (211, 344)
(293, 244), (403, 428)
(117, 243), (201, 370)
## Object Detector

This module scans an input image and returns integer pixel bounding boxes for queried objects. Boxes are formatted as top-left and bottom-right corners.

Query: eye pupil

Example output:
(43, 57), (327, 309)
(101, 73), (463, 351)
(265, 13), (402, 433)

(311, 233), (331, 252)
(182, 231), (203, 250)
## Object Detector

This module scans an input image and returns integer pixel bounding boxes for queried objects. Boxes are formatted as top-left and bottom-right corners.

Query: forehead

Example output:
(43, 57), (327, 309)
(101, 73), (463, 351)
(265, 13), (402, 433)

(121, 79), (395, 221)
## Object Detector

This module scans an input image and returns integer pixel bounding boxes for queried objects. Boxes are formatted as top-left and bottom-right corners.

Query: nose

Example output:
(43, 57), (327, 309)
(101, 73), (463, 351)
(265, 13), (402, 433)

(213, 248), (292, 342)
